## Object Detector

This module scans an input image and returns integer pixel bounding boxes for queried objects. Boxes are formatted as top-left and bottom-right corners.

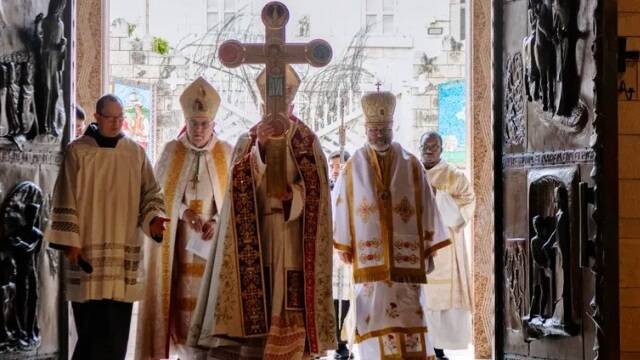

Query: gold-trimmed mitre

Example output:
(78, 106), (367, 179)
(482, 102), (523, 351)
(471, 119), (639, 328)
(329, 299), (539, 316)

(361, 91), (396, 125)
(256, 64), (301, 104)
(180, 77), (221, 120)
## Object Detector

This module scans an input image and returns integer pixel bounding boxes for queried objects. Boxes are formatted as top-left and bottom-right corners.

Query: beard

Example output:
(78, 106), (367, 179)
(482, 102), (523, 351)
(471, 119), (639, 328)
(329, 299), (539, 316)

(369, 140), (391, 152)
(367, 133), (392, 152)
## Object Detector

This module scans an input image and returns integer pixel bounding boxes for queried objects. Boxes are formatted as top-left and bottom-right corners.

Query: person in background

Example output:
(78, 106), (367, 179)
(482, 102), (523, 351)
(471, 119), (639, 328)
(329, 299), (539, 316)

(74, 105), (86, 137)
(421, 131), (475, 360)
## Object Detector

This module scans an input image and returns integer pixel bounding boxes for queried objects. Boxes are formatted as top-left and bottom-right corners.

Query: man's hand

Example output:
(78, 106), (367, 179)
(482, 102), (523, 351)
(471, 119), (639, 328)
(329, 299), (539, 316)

(256, 116), (288, 148)
(183, 209), (204, 232)
(202, 219), (217, 240)
(256, 121), (279, 149)
(150, 216), (170, 240)
(64, 246), (82, 265)
(338, 251), (353, 264)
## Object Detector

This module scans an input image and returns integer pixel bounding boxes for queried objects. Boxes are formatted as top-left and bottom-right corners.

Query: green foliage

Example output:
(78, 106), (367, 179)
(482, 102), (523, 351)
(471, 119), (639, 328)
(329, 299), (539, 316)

(127, 23), (137, 37)
(152, 37), (171, 55)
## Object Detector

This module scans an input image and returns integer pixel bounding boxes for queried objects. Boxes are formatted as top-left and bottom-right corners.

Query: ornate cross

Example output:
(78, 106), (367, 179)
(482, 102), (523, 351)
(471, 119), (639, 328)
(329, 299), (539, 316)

(217, 1), (333, 197)
(218, 1), (333, 129)
(375, 81), (383, 92)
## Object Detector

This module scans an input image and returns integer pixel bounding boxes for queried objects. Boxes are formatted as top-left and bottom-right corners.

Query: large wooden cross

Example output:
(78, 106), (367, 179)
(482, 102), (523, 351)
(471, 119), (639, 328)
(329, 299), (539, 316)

(217, 1), (333, 196)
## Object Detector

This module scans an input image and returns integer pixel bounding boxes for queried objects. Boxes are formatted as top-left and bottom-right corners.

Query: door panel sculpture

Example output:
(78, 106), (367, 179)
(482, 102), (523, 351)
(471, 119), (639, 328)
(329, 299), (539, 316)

(0, 0), (72, 358)
(496, 0), (617, 359)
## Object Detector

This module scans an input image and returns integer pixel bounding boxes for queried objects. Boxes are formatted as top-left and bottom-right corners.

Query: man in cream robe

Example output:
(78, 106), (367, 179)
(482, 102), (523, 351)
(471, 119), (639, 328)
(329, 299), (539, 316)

(188, 65), (336, 359)
(421, 132), (475, 357)
(46, 94), (167, 360)
(333, 91), (449, 360)
(136, 78), (232, 360)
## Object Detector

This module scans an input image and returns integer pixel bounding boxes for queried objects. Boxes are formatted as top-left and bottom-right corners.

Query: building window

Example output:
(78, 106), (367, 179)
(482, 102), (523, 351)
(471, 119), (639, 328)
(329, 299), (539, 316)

(207, 0), (237, 30)
(365, 0), (395, 34)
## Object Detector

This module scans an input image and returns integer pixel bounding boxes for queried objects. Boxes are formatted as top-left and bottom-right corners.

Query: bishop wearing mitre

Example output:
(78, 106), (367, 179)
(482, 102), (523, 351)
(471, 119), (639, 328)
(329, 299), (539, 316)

(333, 90), (450, 359)
(136, 77), (233, 360)
(188, 65), (336, 359)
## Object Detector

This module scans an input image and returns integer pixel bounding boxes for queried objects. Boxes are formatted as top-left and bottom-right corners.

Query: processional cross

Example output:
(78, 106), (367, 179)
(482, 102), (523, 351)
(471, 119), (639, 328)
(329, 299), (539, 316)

(218, 1), (333, 197)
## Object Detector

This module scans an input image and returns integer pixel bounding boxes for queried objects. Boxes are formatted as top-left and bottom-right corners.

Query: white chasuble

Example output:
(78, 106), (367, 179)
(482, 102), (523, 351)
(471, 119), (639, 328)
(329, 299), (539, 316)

(333, 142), (449, 360)
(46, 135), (165, 302)
(188, 117), (336, 359)
(135, 134), (232, 360)
(424, 160), (475, 350)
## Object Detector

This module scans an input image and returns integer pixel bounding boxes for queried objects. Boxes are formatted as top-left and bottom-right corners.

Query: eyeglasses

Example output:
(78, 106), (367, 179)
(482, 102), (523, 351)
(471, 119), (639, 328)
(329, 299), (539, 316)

(98, 113), (124, 121)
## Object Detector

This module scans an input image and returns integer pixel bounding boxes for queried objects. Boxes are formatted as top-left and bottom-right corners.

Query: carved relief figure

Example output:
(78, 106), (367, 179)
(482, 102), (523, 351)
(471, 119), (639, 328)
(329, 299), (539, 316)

(0, 248), (19, 350)
(0, 182), (44, 352)
(18, 62), (37, 136)
(551, 0), (577, 116)
(547, 186), (572, 325)
(6, 63), (21, 136)
(523, 0), (587, 131)
(523, 0), (541, 102)
(35, 0), (67, 137)
(533, 0), (556, 112)
(524, 183), (575, 339)
(529, 215), (556, 320)
(0, 64), (8, 136)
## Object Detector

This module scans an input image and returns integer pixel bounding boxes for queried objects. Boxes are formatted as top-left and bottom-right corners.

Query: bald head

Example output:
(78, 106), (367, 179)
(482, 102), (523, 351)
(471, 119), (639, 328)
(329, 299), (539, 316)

(420, 131), (443, 169)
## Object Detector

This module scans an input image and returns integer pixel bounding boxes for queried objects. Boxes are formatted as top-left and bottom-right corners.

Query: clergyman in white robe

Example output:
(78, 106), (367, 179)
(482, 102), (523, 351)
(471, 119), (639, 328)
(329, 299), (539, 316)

(136, 77), (232, 360)
(333, 91), (449, 360)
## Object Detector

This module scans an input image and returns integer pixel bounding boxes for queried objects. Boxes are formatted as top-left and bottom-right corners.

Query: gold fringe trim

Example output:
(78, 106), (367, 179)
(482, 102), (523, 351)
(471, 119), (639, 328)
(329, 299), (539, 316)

(177, 262), (205, 277)
(212, 140), (229, 201)
(161, 142), (187, 332)
(411, 157), (426, 274)
(355, 326), (427, 343)
(345, 161), (356, 252)
(353, 268), (426, 284)
(426, 278), (452, 285)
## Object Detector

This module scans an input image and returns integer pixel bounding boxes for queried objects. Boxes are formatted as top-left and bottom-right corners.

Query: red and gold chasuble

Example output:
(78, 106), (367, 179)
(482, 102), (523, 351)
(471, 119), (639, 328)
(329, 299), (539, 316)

(188, 117), (336, 359)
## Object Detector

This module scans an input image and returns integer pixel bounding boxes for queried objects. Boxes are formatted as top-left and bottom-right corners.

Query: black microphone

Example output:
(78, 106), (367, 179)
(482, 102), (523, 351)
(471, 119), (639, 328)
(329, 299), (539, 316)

(77, 256), (93, 274)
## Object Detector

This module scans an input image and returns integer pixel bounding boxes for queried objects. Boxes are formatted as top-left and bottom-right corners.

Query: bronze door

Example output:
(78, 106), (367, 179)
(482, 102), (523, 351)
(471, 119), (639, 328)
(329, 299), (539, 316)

(493, 0), (619, 359)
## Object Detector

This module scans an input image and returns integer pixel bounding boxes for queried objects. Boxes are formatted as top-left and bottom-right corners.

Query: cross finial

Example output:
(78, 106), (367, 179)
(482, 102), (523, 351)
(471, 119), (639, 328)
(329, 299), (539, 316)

(375, 81), (382, 92)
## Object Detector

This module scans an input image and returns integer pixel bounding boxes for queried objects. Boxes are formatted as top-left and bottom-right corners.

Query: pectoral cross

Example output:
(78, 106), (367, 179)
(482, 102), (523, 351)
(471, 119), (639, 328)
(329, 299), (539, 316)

(189, 152), (204, 214)
(189, 173), (199, 190)
(217, 1), (333, 197)
(189, 152), (202, 191)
